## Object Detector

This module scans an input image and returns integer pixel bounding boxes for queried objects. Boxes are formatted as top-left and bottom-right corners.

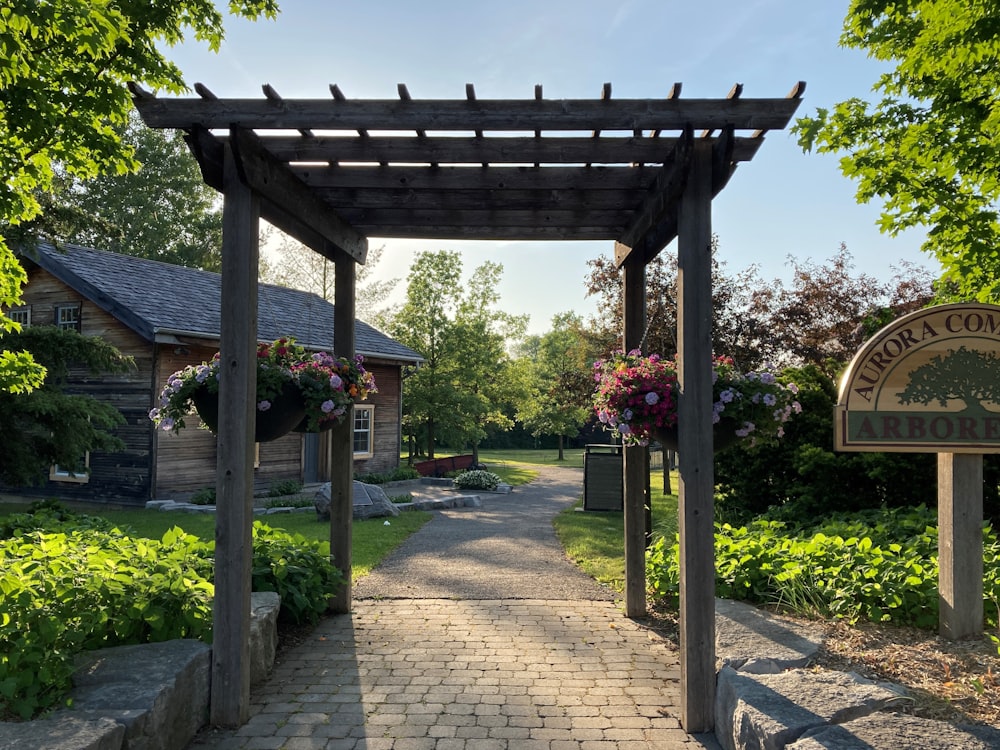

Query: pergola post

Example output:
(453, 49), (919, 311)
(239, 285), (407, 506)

(211, 141), (260, 727)
(677, 140), (715, 733)
(329, 250), (356, 613)
(623, 253), (649, 618)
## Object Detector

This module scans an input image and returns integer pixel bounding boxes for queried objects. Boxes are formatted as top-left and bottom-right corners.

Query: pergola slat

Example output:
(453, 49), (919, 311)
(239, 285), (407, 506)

(246, 134), (764, 164)
(134, 96), (802, 132)
(229, 127), (367, 262)
(292, 164), (658, 191)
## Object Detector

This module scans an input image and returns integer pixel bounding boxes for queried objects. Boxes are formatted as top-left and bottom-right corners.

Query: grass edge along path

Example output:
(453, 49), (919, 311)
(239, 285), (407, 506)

(553, 469), (678, 592)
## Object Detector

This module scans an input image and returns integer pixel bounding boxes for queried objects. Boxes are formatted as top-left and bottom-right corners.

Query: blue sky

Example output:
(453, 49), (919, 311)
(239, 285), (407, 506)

(163, 1), (932, 334)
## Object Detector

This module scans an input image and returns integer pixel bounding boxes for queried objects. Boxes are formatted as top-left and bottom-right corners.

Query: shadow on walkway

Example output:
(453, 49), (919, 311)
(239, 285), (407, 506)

(188, 465), (721, 749)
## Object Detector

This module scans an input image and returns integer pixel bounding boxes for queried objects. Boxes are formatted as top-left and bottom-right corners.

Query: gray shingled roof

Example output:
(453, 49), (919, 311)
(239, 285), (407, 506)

(23, 242), (423, 364)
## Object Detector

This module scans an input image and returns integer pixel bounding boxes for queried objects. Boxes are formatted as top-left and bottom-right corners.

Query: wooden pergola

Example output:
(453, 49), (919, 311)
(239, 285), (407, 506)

(131, 80), (804, 733)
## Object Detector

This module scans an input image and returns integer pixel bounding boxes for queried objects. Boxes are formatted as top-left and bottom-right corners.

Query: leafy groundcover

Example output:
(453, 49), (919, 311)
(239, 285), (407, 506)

(0, 504), (342, 720)
(647, 505), (1000, 630)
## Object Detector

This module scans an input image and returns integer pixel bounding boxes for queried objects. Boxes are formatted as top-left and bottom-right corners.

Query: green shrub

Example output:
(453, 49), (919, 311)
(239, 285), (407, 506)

(713, 365), (942, 525)
(0, 499), (122, 538)
(0, 513), (344, 719)
(189, 487), (216, 505)
(647, 505), (998, 631)
(0, 526), (214, 719)
(267, 479), (303, 497)
(251, 524), (343, 625)
(453, 469), (501, 491)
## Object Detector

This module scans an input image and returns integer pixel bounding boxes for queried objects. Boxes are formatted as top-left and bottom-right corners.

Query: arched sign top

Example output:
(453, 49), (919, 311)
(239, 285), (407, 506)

(836, 303), (1000, 453)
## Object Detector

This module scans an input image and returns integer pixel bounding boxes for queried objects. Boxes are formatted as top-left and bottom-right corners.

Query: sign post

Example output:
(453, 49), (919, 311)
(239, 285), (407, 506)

(836, 303), (1000, 639)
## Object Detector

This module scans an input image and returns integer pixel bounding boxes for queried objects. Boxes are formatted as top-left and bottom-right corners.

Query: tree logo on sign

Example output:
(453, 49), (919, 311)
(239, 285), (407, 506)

(897, 346), (1000, 412)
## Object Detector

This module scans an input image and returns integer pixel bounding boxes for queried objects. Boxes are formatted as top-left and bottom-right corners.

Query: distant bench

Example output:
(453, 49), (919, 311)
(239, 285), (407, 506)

(413, 454), (477, 477)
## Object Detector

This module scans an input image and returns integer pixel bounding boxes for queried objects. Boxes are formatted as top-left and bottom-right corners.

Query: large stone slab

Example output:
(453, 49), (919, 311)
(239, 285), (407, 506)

(716, 599), (825, 674)
(715, 666), (905, 750)
(314, 481), (402, 520)
(63, 639), (210, 750)
(790, 713), (1000, 749)
(0, 715), (124, 750)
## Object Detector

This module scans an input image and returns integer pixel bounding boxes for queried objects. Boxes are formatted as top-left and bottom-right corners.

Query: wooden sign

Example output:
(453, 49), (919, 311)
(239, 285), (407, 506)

(836, 303), (1000, 453)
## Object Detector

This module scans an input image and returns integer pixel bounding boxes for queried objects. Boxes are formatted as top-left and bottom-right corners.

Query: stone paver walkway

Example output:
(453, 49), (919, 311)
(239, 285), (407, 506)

(188, 467), (720, 749)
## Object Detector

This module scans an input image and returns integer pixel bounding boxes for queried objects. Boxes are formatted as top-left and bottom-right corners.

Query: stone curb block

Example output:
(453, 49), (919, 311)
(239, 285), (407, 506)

(790, 712), (1000, 749)
(713, 599), (1000, 750)
(406, 495), (482, 511)
(715, 666), (904, 750)
(0, 715), (125, 750)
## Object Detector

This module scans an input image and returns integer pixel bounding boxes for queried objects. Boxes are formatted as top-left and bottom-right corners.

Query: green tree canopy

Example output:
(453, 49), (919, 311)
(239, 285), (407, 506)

(385, 250), (526, 460)
(0, 0), (279, 392)
(15, 113), (224, 270)
(793, 0), (1000, 299)
(515, 312), (593, 460)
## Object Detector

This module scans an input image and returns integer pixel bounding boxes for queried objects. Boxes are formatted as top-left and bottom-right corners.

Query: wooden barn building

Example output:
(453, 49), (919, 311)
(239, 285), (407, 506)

(4, 242), (422, 505)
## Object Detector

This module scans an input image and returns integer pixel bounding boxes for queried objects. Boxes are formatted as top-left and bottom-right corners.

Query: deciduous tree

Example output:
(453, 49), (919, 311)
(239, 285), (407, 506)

(754, 245), (934, 371)
(584, 238), (773, 370)
(15, 113), (224, 270)
(0, 0), (279, 392)
(385, 250), (525, 460)
(515, 312), (592, 461)
(262, 235), (399, 323)
(793, 0), (1000, 299)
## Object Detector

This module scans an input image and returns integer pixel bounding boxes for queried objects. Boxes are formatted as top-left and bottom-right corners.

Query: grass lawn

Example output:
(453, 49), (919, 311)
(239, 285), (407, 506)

(403, 447), (585, 471)
(1, 449), (663, 587)
(552, 467), (678, 592)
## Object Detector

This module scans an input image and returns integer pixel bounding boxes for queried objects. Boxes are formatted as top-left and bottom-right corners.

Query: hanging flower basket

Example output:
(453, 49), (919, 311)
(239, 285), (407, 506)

(148, 337), (377, 440)
(191, 381), (307, 443)
(592, 350), (801, 449)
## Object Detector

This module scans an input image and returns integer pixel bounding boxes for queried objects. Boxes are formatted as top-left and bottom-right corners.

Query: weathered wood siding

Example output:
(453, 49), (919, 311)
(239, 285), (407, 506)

(354, 361), (401, 475)
(5, 270), (154, 504)
(152, 345), (306, 496)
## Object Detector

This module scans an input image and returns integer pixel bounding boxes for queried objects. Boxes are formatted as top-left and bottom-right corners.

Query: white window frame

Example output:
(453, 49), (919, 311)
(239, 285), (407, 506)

(50, 453), (90, 484)
(9, 306), (30, 327)
(55, 303), (81, 331)
(353, 405), (374, 459)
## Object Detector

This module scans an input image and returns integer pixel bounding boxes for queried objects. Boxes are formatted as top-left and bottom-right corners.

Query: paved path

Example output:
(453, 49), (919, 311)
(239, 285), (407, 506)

(189, 465), (720, 749)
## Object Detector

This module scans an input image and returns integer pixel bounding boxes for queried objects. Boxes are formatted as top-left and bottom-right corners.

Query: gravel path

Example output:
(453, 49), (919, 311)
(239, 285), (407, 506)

(353, 464), (618, 601)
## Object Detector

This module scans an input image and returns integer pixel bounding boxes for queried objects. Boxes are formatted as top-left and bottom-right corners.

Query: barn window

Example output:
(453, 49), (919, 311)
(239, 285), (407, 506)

(55, 304), (81, 331)
(50, 453), (90, 483)
(353, 405), (374, 458)
(9, 306), (30, 326)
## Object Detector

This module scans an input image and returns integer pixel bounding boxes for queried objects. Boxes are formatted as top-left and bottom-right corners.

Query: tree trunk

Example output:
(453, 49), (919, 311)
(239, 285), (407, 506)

(426, 417), (436, 460)
(557, 434), (565, 461)
(472, 442), (480, 467)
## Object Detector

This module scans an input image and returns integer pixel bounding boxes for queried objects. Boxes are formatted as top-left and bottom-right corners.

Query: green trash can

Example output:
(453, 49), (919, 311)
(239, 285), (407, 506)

(583, 444), (623, 511)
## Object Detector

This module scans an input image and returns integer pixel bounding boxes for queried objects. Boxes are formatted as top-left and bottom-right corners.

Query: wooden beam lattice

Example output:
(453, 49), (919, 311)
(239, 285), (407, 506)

(130, 79), (805, 737)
